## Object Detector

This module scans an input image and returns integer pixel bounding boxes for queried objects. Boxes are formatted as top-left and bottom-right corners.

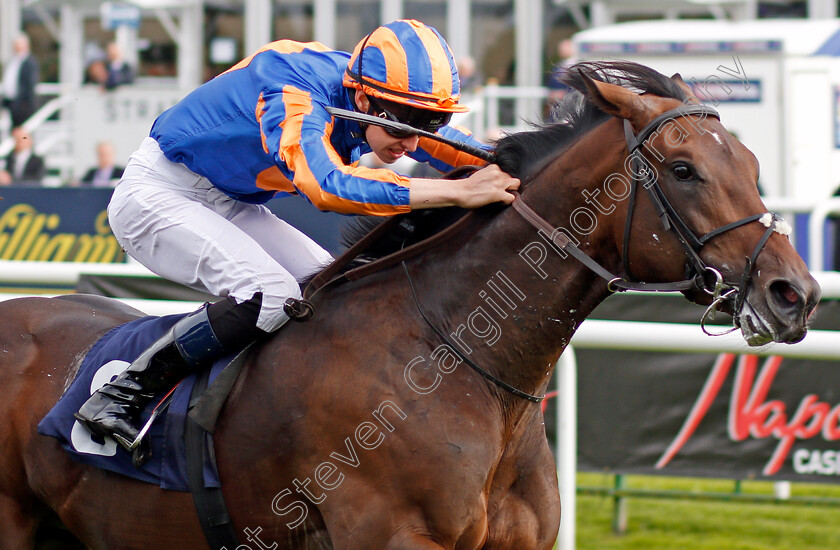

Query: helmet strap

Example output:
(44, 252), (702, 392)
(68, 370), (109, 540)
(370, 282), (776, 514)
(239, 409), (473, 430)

(347, 89), (373, 145)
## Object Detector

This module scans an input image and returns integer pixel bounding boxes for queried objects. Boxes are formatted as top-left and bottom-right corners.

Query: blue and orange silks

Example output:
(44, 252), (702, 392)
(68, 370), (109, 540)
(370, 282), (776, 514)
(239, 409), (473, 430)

(150, 39), (489, 216)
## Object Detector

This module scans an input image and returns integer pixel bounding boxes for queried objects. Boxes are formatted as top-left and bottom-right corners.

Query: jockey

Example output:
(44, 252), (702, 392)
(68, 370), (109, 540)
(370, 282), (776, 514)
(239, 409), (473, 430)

(75, 19), (519, 453)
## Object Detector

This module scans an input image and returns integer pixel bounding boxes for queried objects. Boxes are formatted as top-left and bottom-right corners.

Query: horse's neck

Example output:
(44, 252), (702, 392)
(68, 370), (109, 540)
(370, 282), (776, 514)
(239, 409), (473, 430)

(412, 120), (627, 410)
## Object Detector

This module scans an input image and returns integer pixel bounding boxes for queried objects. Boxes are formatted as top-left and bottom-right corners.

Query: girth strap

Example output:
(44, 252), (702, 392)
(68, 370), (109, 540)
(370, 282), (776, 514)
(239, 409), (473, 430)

(186, 368), (240, 549)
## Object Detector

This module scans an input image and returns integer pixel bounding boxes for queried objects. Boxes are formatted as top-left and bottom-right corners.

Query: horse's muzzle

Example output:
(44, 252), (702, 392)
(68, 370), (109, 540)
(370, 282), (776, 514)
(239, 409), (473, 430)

(737, 276), (820, 346)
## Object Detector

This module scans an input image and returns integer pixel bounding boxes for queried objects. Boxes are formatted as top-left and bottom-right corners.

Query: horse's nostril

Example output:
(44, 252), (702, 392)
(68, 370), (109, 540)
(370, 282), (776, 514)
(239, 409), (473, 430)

(770, 280), (800, 309)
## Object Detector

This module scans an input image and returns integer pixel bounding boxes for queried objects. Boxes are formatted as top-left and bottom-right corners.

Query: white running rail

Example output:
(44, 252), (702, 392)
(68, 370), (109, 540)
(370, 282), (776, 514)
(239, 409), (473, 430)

(555, 280), (840, 550)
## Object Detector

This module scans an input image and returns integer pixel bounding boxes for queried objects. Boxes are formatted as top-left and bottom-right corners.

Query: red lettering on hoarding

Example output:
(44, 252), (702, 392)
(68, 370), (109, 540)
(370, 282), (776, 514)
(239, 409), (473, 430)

(656, 354), (735, 469)
(658, 354), (838, 476)
(824, 405), (840, 441)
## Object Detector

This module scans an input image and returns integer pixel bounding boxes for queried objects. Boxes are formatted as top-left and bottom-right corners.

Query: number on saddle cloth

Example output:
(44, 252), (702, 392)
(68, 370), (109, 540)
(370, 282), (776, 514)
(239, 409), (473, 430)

(37, 314), (228, 491)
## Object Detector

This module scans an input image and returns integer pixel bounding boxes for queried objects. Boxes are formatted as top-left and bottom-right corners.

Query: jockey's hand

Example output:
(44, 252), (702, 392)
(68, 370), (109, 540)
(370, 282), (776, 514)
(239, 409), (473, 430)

(409, 164), (520, 210)
(456, 164), (520, 208)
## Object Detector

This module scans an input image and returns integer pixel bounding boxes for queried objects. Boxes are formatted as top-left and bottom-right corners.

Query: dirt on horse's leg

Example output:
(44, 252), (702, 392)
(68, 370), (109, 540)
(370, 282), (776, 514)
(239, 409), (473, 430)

(332, 531), (447, 550)
(0, 494), (37, 549)
(383, 534), (447, 550)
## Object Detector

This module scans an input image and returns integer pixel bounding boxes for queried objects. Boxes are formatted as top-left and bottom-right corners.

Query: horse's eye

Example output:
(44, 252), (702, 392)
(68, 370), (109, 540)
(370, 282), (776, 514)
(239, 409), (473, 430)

(672, 162), (695, 182)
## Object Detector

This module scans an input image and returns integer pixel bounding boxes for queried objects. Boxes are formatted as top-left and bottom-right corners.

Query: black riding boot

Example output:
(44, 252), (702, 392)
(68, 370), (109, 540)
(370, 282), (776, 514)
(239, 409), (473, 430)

(74, 305), (228, 452)
(75, 294), (310, 454)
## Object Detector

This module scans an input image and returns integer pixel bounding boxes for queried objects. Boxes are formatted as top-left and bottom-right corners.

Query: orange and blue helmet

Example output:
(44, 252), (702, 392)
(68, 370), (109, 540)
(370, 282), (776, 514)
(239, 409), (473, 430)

(343, 19), (468, 114)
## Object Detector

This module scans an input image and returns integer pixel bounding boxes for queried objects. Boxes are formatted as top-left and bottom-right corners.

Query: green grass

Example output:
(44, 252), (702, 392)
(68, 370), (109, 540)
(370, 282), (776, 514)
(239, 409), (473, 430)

(573, 473), (840, 550)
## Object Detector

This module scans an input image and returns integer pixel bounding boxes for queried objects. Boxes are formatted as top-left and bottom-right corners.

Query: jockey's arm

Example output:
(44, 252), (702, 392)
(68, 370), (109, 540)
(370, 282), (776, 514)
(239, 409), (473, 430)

(261, 93), (518, 214)
(409, 164), (519, 209)
(407, 125), (519, 209)
(409, 125), (492, 173)
(409, 126), (519, 210)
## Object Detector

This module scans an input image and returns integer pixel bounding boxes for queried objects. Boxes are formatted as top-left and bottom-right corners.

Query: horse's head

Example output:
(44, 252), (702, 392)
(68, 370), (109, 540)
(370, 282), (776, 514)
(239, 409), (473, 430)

(572, 64), (819, 345)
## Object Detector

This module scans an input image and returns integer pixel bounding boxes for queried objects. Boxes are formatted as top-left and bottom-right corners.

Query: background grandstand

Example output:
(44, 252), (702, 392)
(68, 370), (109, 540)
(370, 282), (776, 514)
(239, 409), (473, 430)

(3, 0), (836, 186)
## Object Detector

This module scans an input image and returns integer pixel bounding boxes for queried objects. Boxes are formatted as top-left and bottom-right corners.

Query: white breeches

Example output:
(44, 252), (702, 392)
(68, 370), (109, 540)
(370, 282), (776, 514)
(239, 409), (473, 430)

(108, 137), (334, 332)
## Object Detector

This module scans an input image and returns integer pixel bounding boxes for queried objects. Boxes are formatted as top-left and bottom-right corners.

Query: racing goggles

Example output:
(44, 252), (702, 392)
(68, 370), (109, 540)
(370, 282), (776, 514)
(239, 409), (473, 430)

(369, 97), (452, 138)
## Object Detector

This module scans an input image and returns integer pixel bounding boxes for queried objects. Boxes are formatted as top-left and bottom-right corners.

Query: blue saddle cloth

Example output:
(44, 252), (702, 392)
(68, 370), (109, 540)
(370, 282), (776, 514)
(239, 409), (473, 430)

(38, 314), (233, 491)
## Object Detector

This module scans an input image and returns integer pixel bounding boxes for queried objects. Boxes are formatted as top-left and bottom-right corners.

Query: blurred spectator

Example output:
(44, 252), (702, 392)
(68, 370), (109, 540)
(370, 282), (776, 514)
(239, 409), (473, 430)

(546, 39), (577, 107)
(457, 56), (483, 96)
(0, 127), (45, 185)
(85, 59), (109, 87)
(84, 42), (135, 91)
(1, 33), (40, 127)
(105, 42), (135, 89)
(80, 141), (125, 187)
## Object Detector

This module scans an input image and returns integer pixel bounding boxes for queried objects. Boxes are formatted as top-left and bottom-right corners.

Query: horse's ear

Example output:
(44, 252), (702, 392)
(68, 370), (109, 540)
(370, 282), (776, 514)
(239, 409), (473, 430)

(577, 69), (652, 127)
(670, 72), (698, 101)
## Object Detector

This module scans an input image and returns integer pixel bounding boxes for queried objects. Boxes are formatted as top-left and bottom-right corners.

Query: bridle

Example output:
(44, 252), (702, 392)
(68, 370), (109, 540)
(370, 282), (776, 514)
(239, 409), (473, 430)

(511, 103), (790, 335)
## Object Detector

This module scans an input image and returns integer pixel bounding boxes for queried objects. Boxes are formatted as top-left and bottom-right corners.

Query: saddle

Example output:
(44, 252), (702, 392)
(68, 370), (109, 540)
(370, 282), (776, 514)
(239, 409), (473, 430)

(38, 314), (235, 490)
(39, 313), (245, 547)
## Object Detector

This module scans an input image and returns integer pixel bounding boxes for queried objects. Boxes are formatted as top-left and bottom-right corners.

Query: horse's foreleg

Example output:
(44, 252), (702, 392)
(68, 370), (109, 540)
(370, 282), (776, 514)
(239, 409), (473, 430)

(0, 494), (37, 549)
(484, 414), (562, 549)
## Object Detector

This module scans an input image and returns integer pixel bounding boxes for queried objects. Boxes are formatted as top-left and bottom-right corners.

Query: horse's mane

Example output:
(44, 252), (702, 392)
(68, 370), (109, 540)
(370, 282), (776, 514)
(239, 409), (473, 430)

(494, 60), (689, 178)
(314, 61), (688, 277)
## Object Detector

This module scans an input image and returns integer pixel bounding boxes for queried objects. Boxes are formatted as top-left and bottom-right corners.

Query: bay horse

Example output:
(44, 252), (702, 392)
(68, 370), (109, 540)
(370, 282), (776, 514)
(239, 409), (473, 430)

(0, 62), (819, 549)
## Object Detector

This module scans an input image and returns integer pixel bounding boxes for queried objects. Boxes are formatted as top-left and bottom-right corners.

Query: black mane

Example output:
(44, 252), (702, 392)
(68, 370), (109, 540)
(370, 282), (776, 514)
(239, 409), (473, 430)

(327, 61), (688, 273)
(494, 60), (689, 178)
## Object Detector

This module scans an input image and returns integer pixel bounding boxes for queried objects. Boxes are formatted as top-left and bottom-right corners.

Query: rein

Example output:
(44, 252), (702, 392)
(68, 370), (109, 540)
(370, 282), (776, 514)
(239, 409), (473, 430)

(401, 260), (544, 403)
(304, 209), (545, 403)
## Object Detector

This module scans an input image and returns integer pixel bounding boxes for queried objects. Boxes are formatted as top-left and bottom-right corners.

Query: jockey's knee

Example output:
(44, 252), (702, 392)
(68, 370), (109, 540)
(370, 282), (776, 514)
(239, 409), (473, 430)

(222, 284), (302, 334)
(206, 293), (269, 347)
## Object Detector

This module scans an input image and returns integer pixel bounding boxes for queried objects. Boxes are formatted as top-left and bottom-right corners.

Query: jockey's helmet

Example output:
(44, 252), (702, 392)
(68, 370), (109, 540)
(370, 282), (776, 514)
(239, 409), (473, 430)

(344, 19), (469, 119)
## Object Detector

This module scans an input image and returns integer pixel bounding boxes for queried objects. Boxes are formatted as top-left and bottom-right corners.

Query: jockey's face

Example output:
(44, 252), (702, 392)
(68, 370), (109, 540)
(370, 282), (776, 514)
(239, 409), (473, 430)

(365, 124), (419, 164)
(354, 89), (420, 164)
